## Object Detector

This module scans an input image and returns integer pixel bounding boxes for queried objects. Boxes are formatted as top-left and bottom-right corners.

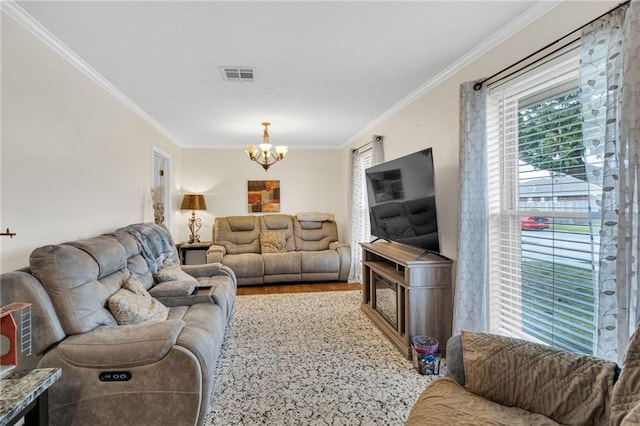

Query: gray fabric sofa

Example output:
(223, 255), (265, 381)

(406, 330), (640, 425)
(0, 223), (237, 426)
(206, 213), (350, 285)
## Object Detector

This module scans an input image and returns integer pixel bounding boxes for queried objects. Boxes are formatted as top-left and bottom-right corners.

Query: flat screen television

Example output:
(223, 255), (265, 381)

(365, 148), (441, 255)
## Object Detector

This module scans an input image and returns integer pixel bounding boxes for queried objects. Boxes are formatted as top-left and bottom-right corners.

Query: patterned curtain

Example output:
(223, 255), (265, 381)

(618, 0), (640, 358)
(371, 136), (384, 166)
(453, 82), (488, 335)
(347, 137), (384, 283)
(580, 1), (638, 363)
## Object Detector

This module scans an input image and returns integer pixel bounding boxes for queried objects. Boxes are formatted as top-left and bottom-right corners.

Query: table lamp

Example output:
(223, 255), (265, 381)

(180, 194), (207, 243)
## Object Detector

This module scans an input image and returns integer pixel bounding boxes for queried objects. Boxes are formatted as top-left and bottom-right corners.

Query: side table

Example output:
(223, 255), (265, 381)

(0, 368), (61, 426)
(176, 241), (212, 265)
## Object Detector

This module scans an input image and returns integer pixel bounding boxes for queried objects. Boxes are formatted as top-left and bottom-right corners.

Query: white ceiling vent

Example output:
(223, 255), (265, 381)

(220, 67), (255, 82)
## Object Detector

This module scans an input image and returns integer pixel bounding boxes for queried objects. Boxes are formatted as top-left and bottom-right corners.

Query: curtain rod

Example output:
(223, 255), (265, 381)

(352, 141), (371, 153)
(351, 135), (382, 153)
(474, 0), (630, 91)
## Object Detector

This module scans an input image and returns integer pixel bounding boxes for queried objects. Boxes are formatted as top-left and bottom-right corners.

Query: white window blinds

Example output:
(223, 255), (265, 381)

(487, 51), (599, 354)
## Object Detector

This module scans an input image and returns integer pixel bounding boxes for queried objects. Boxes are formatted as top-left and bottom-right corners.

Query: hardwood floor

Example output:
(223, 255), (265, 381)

(237, 281), (362, 296)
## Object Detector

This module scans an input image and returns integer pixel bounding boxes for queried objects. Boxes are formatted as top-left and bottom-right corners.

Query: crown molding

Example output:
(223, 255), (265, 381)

(1, 0), (181, 146)
(341, 0), (562, 148)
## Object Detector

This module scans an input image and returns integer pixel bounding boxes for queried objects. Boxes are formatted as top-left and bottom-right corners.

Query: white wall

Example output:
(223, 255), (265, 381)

(0, 13), (182, 272)
(177, 148), (347, 243)
(343, 1), (617, 263)
(1, 0), (618, 275)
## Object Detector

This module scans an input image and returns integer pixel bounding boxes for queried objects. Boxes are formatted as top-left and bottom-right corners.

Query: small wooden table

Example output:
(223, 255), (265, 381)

(176, 241), (212, 265)
(0, 368), (61, 426)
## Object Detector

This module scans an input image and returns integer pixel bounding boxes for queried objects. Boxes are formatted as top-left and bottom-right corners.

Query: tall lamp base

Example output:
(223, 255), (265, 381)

(187, 210), (202, 243)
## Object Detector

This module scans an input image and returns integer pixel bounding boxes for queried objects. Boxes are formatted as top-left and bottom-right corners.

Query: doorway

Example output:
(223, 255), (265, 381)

(152, 147), (171, 228)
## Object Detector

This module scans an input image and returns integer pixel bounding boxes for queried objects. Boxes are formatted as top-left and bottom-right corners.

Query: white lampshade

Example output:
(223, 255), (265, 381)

(259, 143), (273, 153)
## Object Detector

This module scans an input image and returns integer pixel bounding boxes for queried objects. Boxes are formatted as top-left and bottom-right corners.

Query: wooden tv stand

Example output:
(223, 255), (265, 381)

(360, 241), (453, 359)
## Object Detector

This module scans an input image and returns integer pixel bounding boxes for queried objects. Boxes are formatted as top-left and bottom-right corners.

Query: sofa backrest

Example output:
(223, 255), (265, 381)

(111, 229), (155, 290)
(259, 214), (296, 251)
(293, 213), (338, 251)
(214, 216), (261, 254)
(116, 223), (179, 275)
(29, 235), (128, 335)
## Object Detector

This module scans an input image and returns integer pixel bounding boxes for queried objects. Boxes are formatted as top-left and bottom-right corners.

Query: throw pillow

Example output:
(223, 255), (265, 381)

(108, 275), (169, 325)
(382, 217), (416, 238)
(611, 325), (640, 425)
(156, 260), (198, 285)
(123, 273), (148, 296)
(260, 231), (287, 253)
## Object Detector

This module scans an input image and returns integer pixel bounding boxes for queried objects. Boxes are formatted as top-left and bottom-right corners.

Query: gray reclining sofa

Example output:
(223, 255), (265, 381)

(206, 213), (350, 285)
(0, 223), (236, 426)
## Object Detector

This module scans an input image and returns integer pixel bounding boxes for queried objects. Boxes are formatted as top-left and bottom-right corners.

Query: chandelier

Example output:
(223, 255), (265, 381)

(244, 122), (288, 171)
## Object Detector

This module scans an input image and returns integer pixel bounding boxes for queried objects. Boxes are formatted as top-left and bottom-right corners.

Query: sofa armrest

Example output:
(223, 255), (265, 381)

(445, 335), (465, 386)
(181, 261), (225, 278)
(0, 270), (67, 355)
(57, 319), (184, 368)
(329, 241), (351, 281)
(329, 241), (349, 250)
(181, 263), (237, 289)
(461, 331), (618, 425)
(206, 244), (226, 264)
(149, 279), (197, 297)
(156, 294), (215, 307)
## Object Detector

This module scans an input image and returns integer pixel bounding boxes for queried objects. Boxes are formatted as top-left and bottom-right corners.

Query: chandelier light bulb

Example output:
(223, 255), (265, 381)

(245, 122), (288, 171)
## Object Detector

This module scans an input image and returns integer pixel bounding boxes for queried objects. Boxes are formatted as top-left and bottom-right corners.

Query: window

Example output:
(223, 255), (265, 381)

(349, 148), (373, 282)
(487, 52), (599, 355)
(356, 150), (373, 245)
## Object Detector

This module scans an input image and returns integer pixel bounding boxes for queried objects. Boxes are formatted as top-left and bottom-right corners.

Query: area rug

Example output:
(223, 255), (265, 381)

(205, 290), (443, 425)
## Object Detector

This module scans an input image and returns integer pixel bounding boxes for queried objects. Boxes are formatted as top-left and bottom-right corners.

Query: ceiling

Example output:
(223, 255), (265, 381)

(13, 1), (543, 149)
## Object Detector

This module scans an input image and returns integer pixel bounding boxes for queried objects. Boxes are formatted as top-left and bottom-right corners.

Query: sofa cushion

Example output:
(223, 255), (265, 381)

(214, 216), (261, 254)
(221, 253), (264, 279)
(123, 274), (148, 295)
(263, 252), (302, 275)
(259, 214), (296, 251)
(406, 377), (559, 425)
(611, 325), (640, 425)
(293, 216), (339, 251)
(461, 331), (618, 425)
(300, 251), (339, 274)
(66, 235), (128, 278)
(108, 275), (169, 325)
(30, 241), (121, 335)
(57, 319), (184, 368)
(260, 231), (288, 253)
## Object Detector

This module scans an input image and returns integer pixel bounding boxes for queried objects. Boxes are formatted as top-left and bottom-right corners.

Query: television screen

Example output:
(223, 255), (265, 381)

(365, 148), (440, 253)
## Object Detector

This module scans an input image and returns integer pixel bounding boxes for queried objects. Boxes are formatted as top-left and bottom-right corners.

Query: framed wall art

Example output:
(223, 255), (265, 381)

(248, 180), (280, 213)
